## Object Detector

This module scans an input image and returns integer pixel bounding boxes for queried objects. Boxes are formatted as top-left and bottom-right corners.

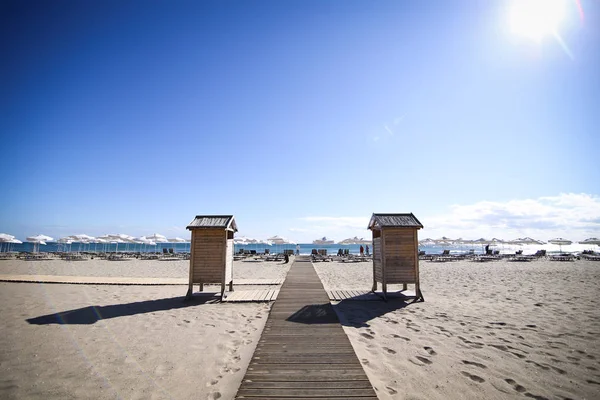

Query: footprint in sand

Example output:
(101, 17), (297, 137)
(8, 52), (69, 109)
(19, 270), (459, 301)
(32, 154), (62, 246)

(360, 333), (374, 340)
(461, 371), (485, 383)
(525, 360), (549, 371)
(505, 378), (526, 393)
(206, 378), (219, 387)
(207, 391), (221, 400)
(424, 346), (436, 355)
(415, 356), (432, 365)
(383, 347), (397, 354)
(462, 360), (487, 369)
(391, 334), (410, 341)
(386, 386), (398, 394)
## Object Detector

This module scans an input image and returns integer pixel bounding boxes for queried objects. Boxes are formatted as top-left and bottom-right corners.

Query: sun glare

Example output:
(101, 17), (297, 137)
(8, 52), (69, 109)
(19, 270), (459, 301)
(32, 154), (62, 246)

(510, 0), (567, 41)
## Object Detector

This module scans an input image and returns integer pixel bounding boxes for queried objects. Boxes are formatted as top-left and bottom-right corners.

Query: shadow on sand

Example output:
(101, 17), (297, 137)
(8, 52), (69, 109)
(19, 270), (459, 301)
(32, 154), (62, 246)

(333, 297), (411, 328)
(284, 296), (413, 327)
(26, 293), (219, 325)
(286, 303), (340, 324)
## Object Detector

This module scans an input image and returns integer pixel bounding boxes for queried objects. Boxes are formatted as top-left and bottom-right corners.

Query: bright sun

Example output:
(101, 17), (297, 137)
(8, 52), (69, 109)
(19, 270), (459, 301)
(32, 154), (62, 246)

(509, 0), (567, 41)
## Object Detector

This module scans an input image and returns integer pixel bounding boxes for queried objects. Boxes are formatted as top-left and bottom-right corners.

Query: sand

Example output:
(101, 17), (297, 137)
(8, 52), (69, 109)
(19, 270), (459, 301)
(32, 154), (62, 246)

(0, 259), (290, 400)
(1, 257), (599, 399)
(314, 259), (600, 400)
(0, 257), (291, 280)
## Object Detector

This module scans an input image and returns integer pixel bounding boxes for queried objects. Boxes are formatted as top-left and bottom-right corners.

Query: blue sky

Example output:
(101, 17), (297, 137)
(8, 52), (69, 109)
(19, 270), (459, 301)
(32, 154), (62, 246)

(1, 0), (599, 242)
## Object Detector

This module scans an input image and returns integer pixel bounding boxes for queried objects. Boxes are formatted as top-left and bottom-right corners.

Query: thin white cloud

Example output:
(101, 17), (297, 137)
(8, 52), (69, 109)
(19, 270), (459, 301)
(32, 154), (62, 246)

(384, 125), (394, 135)
(421, 193), (600, 241)
(393, 114), (405, 125)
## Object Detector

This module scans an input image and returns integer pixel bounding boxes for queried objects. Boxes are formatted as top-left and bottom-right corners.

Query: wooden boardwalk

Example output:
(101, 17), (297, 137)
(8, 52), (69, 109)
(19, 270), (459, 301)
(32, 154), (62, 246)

(235, 256), (377, 399)
(224, 289), (281, 302)
(327, 289), (417, 301)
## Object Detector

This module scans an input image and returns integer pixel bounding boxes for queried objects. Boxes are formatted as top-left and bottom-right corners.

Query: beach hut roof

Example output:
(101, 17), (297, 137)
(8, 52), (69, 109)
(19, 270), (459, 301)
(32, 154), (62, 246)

(368, 213), (423, 230)
(187, 215), (238, 232)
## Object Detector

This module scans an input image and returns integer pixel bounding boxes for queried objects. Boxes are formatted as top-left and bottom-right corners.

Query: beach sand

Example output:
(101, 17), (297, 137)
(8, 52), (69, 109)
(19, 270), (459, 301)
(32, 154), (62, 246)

(1, 257), (599, 399)
(0, 258), (290, 400)
(315, 259), (600, 400)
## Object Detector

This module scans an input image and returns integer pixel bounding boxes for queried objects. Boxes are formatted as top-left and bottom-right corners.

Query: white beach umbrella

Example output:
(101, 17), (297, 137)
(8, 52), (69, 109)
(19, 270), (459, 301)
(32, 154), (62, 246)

(68, 234), (96, 252)
(146, 233), (168, 242)
(548, 237), (572, 252)
(27, 234), (53, 242)
(6, 238), (21, 252)
(579, 237), (600, 246)
(58, 237), (74, 252)
(0, 234), (21, 252)
(514, 237), (545, 245)
(234, 236), (250, 245)
(267, 235), (295, 245)
(434, 236), (455, 244)
(26, 234), (54, 253)
(0, 234), (15, 252)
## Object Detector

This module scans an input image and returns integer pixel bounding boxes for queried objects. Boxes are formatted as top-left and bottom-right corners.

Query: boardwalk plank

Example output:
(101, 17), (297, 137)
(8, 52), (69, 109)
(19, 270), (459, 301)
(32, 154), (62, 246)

(241, 381), (373, 389)
(237, 388), (377, 397)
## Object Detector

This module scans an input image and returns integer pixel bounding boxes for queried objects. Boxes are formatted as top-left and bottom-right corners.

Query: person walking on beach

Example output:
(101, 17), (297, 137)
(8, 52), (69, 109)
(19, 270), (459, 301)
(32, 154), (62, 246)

(296, 244), (300, 256)
(360, 245), (364, 256)
(366, 245), (370, 256)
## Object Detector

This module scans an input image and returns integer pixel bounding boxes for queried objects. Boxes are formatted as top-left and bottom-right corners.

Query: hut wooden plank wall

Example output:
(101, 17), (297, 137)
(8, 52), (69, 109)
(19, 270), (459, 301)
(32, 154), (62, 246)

(368, 213), (424, 301)
(186, 215), (237, 299)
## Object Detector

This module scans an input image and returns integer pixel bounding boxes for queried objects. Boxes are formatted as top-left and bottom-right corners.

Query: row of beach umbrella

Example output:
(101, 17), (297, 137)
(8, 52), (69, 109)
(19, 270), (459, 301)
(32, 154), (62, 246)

(3, 232), (599, 253)
(418, 237), (600, 252)
(0, 232), (191, 253)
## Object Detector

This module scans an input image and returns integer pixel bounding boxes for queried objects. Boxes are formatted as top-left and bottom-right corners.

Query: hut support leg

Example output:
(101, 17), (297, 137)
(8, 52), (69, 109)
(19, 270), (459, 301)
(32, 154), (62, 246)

(228, 280), (233, 291)
(185, 285), (193, 300)
(220, 282), (225, 297)
(371, 281), (377, 292)
(414, 284), (425, 302)
(403, 283), (407, 291)
(199, 283), (204, 292)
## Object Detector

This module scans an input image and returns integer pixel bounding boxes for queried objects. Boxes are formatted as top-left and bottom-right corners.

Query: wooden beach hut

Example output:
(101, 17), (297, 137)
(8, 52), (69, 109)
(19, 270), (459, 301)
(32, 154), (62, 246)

(186, 215), (237, 299)
(368, 213), (424, 301)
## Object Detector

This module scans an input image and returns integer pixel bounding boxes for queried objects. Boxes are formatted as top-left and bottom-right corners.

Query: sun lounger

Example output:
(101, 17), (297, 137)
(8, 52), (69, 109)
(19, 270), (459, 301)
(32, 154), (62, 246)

(550, 254), (575, 261)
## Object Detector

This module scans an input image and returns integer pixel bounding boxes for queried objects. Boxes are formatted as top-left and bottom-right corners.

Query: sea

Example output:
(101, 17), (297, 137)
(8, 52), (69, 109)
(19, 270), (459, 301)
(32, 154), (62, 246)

(1, 241), (592, 255)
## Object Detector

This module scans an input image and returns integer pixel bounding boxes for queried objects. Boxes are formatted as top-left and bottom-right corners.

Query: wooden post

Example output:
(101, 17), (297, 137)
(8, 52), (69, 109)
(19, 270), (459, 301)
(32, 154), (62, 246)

(413, 229), (424, 302)
(381, 227), (387, 299)
(186, 233), (195, 300)
(221, 231), (228, 299)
